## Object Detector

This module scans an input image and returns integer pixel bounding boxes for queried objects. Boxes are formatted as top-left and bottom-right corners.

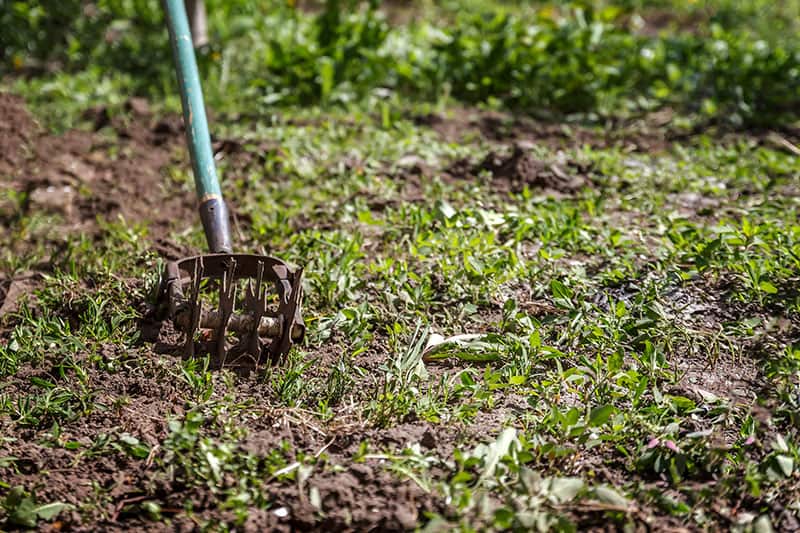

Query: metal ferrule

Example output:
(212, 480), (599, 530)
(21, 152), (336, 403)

(199, 197), (233, 253)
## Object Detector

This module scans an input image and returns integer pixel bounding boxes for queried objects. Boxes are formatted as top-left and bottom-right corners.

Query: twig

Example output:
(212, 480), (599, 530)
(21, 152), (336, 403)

(314, 437), (336, 458)
(267, 461), (301, 482)
(145, 444), (160, 468)
(767, 132), (800, 156)
(111, 495), (149, 522)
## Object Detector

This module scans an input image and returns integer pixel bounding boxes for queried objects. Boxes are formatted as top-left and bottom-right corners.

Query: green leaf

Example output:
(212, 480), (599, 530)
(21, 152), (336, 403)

(438, 201), (456, 220)
(548, 477), (584, 504)
(668, 395), (696, 411)
(9, 499), (38, 528)
(508, 375), (525, 385)
(34, 501), (72, 520)
(478, 427), (517, 481)
(3, 485), (26, 507)
(594, 486), (630, 507)
(550, 279), (573, 306)
(141, 500), (162, 520)
(4, 487), (37, 528)
(318, 56), (335, 101)
(759, 281), (778, 294)
(493, 507), (515, 529)
(119, 434), (140, 446)
(588, 405), (615, 427)
(776, 455), (794, 477)
(422, 334), (504, 362)
(773, 434), (790, 453)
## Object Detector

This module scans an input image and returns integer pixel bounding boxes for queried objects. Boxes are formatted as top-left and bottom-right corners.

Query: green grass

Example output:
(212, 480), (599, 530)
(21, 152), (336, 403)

(2, 0), (800, 530)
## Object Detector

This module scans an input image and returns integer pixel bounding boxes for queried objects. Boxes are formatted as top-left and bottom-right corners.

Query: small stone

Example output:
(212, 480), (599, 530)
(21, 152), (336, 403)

(394, 505), (418, 530)
(126, 97), (151, 116)
(55, 153), (97, 183)
(29, 185), (76, 217)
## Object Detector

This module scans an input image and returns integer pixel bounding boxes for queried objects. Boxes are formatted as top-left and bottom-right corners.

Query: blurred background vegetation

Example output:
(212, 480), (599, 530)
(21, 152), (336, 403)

(2, 0), (799, 129)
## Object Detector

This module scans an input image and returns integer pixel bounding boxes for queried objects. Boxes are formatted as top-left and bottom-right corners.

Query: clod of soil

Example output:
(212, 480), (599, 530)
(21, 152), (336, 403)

(0, 275), (40, 321)
(414, 109), (670, 153)
(478, 144), (590, 193)
(446, 143), (594, 194)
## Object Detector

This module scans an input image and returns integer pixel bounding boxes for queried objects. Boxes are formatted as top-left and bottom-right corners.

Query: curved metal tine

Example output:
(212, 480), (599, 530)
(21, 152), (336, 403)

(291, 267), (305, 331)
(248, 260), (267, 365)
(217, 257), (238, 366)
(185, 257), (204, 358)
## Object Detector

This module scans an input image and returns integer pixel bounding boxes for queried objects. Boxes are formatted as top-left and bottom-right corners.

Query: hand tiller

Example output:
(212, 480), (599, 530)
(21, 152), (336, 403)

(158, 0), (304, 366)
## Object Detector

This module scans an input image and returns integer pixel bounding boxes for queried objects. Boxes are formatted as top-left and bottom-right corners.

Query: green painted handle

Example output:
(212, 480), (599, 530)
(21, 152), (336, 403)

(164, 0), (232, 253)
(164, 0), (220, 199)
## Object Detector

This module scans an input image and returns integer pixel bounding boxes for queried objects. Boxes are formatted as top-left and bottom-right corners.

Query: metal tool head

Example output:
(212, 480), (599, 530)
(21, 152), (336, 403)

(160, 253), (305, 368)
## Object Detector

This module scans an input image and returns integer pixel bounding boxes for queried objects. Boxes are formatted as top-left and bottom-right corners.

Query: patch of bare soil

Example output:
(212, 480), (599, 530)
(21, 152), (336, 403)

(446, 142), (595, 195)
(0, 360), (457, 532)
(0, 93), (37, 178)
(660, 280), (763, 404)
(0, 349), (186, 527)
(2, 307), (519, 531)
(599, 276), (771, 408)
(413, 109), (671, 153)
(0, 273), (41, 327)
(0, 92), (199, 258)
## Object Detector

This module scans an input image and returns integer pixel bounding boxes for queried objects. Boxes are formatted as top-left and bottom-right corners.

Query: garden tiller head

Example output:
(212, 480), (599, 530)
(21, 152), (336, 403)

(159, 0), (304, 366)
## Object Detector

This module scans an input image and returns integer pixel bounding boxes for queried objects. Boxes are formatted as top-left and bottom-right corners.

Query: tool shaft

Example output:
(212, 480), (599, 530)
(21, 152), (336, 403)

(164, 0), (232, 253)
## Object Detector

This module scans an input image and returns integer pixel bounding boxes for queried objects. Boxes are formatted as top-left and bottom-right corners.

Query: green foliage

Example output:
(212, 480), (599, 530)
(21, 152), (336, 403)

(1, 487), (71, 528)
(1, 0), (171, 91)
(4, 1), (800, 125)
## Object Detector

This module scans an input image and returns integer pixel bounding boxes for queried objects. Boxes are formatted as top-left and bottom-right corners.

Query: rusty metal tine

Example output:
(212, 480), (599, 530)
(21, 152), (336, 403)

(243, 277), (257, 314)
(162, 253), (305, 365)
(292, 267), (304, 339)
(256, 259), (266, 308)
(248, 260), (266, 359)
(217, 258), (237, 366)
(185, 257), (203, 357)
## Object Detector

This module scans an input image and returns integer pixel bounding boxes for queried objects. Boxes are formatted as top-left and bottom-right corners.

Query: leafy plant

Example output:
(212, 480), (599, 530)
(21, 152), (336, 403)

(1, 487), (71, 528)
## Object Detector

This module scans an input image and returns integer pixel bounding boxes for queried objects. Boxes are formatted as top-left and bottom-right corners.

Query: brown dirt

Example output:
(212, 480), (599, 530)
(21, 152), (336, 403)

(413, 109), (672, 153)
(0, 346), (456, 531)
(445, 142), (595, 195)
(1, 92), (787, 531)
(0, 93), (38, 178)
(659, 277), (797, 410)
(0, 92), (197, 254)
(0, 273), (41, 326)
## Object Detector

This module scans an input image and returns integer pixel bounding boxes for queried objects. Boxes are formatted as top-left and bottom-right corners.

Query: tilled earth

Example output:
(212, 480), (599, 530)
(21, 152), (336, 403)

(0, 93), (442, 531)
(1, 91), (799, 531)
(0, 93), (499, 531)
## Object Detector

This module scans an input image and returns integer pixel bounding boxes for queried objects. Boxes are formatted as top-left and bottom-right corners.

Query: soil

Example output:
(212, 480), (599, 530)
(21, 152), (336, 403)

(0, 274), (41, 326)
(0, 94), (37, 179)
(472, 143), (593, 194)
(413, 108), (672, 153)
(0, 93), (211, 261)
(0, 92), (788, 531)
(0, 93), (455, 530)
